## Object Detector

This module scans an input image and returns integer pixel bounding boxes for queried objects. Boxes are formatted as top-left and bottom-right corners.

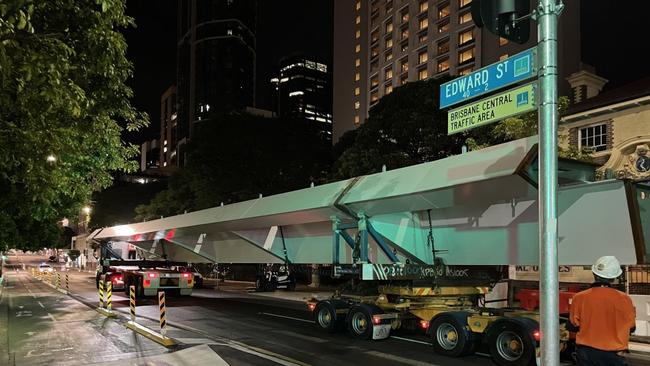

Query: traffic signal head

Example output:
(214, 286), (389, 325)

(471, 0), (531, 44)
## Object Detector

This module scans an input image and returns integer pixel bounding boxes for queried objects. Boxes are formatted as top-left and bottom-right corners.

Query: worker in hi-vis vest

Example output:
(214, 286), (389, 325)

(569, 256), (636, 366)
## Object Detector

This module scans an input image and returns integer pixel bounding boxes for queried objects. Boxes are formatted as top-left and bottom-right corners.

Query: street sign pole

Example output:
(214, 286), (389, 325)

(538, 1), (563, 365)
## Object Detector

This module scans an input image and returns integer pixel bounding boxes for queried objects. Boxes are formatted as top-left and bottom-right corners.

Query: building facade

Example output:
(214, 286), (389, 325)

(177, 0), (258, 143)
(271, 55), (333, 139)
(160, 85), (181, 169)
(333, 0), (581, 142)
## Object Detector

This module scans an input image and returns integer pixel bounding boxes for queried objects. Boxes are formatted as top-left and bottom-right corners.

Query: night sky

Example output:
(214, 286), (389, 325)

(121, 0), (333, 144)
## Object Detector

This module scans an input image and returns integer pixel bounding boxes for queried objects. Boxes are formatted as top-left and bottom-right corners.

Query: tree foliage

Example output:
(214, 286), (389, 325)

(0, 0), (147, 250)
(135, 113), (331, 221)
(331, 78), (465, 179)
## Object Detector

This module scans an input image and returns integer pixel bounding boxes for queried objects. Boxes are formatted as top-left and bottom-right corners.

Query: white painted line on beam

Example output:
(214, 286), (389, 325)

(37, 301), (45, 309)
(47, 313), (56, 322)
(263, 226), (278, 250)
(390, 335), (432, 346)
(365, 350), (439, 366)
(259, 312), (314, 324)
(194, 244), (202, 253)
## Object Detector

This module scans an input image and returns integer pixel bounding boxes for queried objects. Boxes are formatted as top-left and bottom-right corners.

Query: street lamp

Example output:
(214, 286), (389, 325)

(83, 206), (91, 215)
(46, 155), (57, 163)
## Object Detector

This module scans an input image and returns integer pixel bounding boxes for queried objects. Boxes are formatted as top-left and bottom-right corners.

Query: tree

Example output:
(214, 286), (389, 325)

(0, 0), (147, 250)
(135, 113), (331, 221)
(331, 78), (465, 179)
(465, 96), (593, 160)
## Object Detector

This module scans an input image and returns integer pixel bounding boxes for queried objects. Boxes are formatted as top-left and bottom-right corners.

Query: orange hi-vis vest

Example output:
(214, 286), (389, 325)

(569, 284), (636, 351)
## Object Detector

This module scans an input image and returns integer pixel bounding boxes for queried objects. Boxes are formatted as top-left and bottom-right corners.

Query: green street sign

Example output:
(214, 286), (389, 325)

(447, 82), (537, 135)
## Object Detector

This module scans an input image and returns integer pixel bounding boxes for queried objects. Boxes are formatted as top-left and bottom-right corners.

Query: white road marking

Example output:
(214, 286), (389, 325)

(390, 336), (432, 346)
(365, 350), (439, 366)
(37, 301), (45, 308)
(47, 313), (56, 322)
(259, 312), (314, 324)
(271, 329), (328, 343)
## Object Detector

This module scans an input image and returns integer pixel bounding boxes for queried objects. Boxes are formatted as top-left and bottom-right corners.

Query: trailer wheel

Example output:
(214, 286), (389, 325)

(346, 304), (382, 340)
(487, 319), (537, 366)
(313, 301), (342, 332)
(430, 313), (475, 357)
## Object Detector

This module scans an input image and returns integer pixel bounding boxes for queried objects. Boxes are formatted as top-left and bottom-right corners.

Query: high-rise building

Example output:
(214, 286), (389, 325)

(333, 0), (581, 142)
(160, 85), (181, 169)
(177, 0), (258, 142)
(271, 55), (333, 139)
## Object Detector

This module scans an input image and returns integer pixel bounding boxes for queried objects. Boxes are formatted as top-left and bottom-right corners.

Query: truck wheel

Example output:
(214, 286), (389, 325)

(487, 319), (536, 366)
(430, 313), (475, 357)
(346, 304), (383, 340)
(255, 277), (265, 292)
(314, 300), (346, 333)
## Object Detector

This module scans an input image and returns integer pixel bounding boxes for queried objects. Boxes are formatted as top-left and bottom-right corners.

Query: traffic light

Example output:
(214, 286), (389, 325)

(471, 0), (531, 44)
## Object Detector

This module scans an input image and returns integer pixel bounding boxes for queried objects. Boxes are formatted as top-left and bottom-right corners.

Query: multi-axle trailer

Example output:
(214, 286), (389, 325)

(88, 136), (649, 365)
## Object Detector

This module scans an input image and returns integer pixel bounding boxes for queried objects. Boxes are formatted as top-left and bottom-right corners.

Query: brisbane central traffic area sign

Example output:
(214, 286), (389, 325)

(439, 48), (537, 109)
(447, 83), (536, 135)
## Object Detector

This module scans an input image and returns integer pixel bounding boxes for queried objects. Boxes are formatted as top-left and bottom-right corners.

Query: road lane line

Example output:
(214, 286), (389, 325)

(390, 336), (432, 346)
(259, 312), (314, 324)
(365, 350), (440, 366)
(37, 301), (45, 309)
(271, 329), (328, 343)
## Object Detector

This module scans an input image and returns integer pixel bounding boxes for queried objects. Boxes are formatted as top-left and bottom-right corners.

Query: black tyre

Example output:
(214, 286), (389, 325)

(314, 301), (345, 333)
(255, 277), (265, 292)
(346, 304), (383, 340)
(430, 312), (475, 357)
(487, 319), (537, 366)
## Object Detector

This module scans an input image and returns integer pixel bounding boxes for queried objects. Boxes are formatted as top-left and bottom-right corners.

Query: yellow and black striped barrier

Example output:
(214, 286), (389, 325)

(129, 285), (136, 322)
(106, 281), (112, 311)
(56, 272), (61, 289)
(65, 272), (69, 293)
(158, 291), (167, 336)
(98, 280), (104, 309)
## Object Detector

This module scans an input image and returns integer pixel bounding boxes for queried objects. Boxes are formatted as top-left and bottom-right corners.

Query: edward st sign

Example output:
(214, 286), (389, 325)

(439, 48), (537, 109)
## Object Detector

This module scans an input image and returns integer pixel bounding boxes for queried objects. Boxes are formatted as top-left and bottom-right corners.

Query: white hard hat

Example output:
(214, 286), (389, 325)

(592, 256), (623, 279)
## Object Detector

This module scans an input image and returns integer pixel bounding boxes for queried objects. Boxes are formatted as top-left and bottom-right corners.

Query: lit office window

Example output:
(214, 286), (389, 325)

(355, 101), (360, 110)
(355, 72), (361, 81)
(356, 58), (361, 67)
(385, 38), (394, 48)
(384, 52), (394, 62)
(400, 57), (409, 72)
(419, 33), (428, 43)
(418, 49), (428, 64)
(356, 44), (361, 53)
(499, 54), (509, 61)
(371, 45), (379, 57)
(459, 47), (475, 63)
(419, 1), (429, 13)
(499, 37), (509, 46)
(385, 20), (394, 33)
(356, 15), (361, 24)
(419, 17), (428, 30)
(438, 19), (450, 33)
(459, 12), (472, 24)
(401, 41), (409, 52)
(418, 67), (428, 80)
(356, 1), (361, 11)
(438, 3), (450, 18)
(356, 30), (361, 39)
(437, 38), (450, 54)
(437, 57), (450, 73)
(371, 90), (379, 103)
(371, 30), (379, 43)
(400, 73), (408, 85)
(459, 28), (474, 44)
(459, 0), (472, 8)
(385, 67), (393, 80)
(401, 7), (410, 23)
(401, 27), (409, 40)
(354, 115), (360, 125)
(355, 87), (361, 96)
(458, 66), (473, 75)
(385, 84), (394, 94)
(371, 75), (379, 87)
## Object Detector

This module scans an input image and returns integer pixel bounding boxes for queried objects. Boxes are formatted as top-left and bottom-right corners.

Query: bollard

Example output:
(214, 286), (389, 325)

(65, 272), (69, 293)
(56, 272), (61, 289)
(129, 285), (136, 322)
(158, 291), (167, 336)
(98, 280), (104, 309)
(106, 281), (112, 311)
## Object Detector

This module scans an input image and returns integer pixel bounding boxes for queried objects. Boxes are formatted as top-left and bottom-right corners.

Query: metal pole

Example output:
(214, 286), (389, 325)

(537, 1), (563, 365)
